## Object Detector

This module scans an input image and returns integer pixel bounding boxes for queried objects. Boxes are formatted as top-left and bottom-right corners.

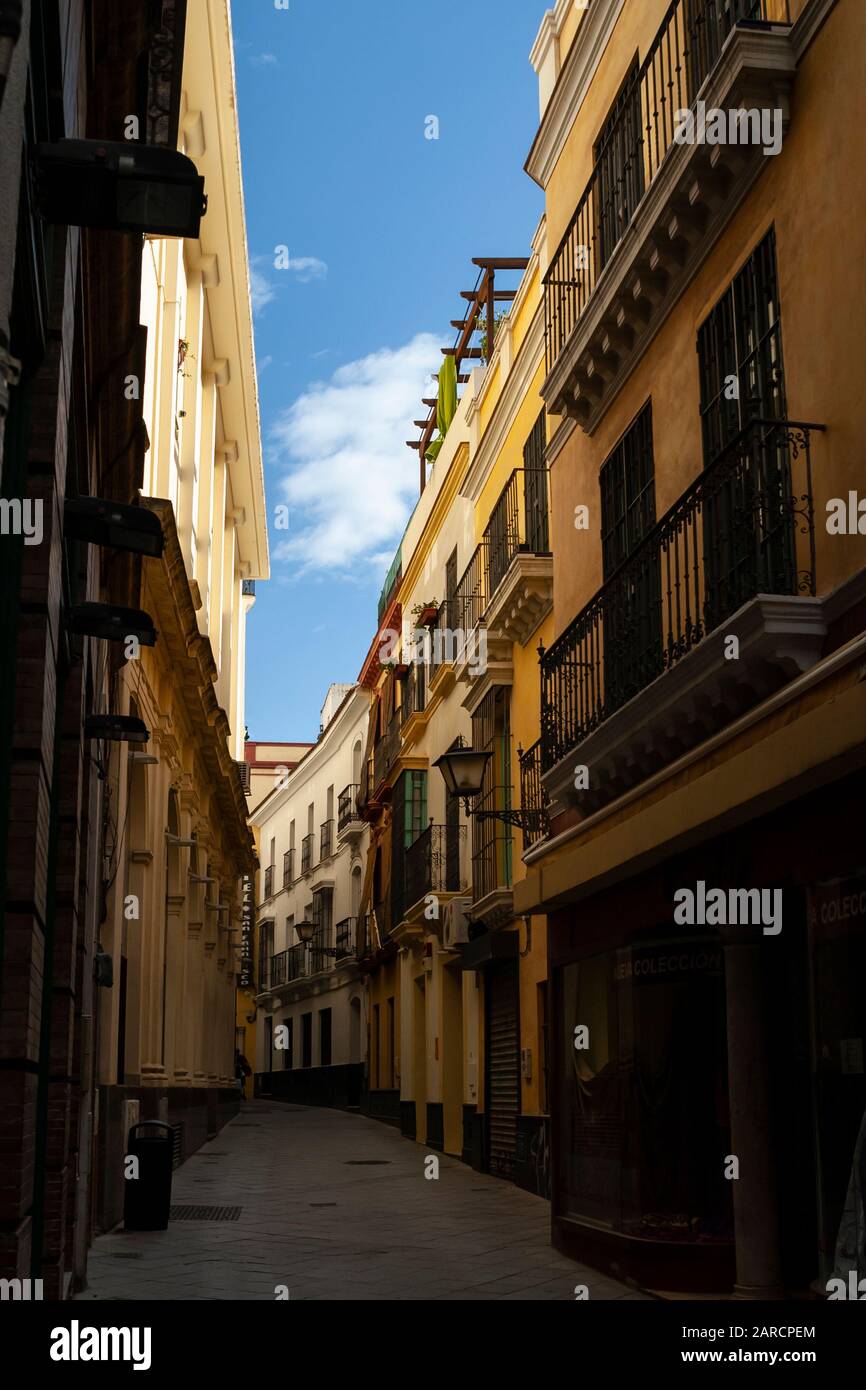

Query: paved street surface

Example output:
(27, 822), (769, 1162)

(77, 1101), (647, 1301)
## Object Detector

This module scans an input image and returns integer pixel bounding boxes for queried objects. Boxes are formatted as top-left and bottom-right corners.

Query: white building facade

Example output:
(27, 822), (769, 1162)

(254, 684), (370, 1106)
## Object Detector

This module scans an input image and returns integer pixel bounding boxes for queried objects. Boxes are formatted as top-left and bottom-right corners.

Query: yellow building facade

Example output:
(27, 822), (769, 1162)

(357, 244), (557, 1191)
(515, 0), (866, 1294)
(93, 0), (268, 1230)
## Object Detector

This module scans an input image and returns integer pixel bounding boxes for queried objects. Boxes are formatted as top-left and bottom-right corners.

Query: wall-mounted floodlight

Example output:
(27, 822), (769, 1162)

(65, 497), (164, 558)
(84, 714), (150, 743)
(189, 873), (216, 885)
(165, 833), (197, 849)
(129, 751), (158, 765)
(36, 139), (207, 239)
(68, 604), (157, 646)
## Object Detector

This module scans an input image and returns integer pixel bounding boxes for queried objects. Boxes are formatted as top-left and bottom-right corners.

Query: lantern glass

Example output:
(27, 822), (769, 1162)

(434, 747), (492, 801)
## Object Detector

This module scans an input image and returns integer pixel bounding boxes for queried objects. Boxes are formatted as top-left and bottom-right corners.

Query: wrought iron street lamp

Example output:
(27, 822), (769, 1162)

(434, 735), (546, 834)
(294, 919), (337, 957)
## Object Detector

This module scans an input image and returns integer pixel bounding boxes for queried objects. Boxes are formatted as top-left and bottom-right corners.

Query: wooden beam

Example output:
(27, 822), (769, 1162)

(422, 398), (437, 407)
(442, 347), (482, 358)
(472, 257), (530, 270)
(461, 289), (517, 302)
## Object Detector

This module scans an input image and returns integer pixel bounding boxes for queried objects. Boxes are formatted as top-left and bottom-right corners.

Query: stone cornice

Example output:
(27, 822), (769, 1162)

(140, 496), (256, 876)
(525, 0), (627, 191)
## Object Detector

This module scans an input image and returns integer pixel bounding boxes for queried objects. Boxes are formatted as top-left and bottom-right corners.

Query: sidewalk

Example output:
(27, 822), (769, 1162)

(77, 1101), (647, 1301)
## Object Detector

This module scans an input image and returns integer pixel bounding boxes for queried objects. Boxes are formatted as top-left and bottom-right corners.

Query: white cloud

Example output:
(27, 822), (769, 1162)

(250, 265), (275, 313)
(270, 334), (440, 577)
(250, 52), (278, 67)
(258, 355), (273, 371)
(284, 256), (327, 284)
(250, 255), (328, 315)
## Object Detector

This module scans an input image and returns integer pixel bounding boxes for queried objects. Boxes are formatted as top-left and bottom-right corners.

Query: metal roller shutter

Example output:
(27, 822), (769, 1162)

(487, 959), (520, 1178)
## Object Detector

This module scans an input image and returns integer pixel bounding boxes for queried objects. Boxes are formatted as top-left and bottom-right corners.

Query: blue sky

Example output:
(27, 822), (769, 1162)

(232, 0), (544, 741)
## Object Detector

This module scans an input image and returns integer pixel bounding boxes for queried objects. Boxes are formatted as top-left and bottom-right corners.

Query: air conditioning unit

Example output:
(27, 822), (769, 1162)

(443, 896), (473, 949)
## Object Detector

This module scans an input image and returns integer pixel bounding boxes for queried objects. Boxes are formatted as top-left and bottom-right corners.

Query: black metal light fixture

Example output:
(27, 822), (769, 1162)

(84, 714), (150, 743)
(68, 603), (157, 646)
(435, 735), (545, 834)
(36, 139), (207, 238)
(295, 919), (337, 956)
(64, 497), (164, 558)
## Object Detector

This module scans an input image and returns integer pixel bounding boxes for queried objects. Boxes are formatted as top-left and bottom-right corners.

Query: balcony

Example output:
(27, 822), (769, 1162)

(400, 658), (429, 749)
(543, 0), (796, 431)
(337, 784), (364, 843)
(372, 716), (401, 793)
(336, 916), (358, 961)
(235, 759), (251, 794)
(397, 823), (466, 926)
(540, 419), (825, 816)
(308, 922), (333, 976)
(282, 848), (295, 889)
(270, 945), (306, 989)
(518, 739), (550, 853)
(320, 819), (334, 861)
(481, 468), (553, 648)
(263, 865), (274, 901)
(301, 834), (314, 876)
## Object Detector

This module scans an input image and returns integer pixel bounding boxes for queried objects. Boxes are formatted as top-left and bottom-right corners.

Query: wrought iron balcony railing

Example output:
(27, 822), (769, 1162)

(308, 923), (332, 976)
(518, 740), (550, 852)
(540, 419), (820, 774)
(263, 865), (274, 900)
(235, 759), (251, 794)
(336, 916), (357, 961)
(271, 946), (305, 988)
(544, 0), (781, 377)
(373, 716), (401, 790)
(402, 659), (426, 724)
(283, 848), (294, 889)
(454, 541), (489, 637)
(338, 784), (360, 831)
(451, 470), (551, 644)
(398, 823), (466, 922)
(301, 834), (314, 875)
(320, 819), (334, 861)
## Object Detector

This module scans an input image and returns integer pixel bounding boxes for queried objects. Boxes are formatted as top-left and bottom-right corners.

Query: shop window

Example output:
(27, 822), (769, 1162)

(557, 937), (732, 1243)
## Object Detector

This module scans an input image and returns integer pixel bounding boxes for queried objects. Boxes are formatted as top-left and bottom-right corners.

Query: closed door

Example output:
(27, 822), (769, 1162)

(486, 959), (520, 1179)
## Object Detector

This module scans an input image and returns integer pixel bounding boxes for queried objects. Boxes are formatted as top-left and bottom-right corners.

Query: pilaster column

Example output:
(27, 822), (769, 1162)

(723, 926), (783, 1298)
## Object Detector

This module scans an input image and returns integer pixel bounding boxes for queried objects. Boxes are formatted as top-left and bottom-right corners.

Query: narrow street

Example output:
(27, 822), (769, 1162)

(77, 1103), (645, 1302)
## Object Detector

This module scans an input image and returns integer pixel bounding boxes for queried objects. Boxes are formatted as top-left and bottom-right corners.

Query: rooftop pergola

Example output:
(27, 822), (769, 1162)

(407, 256), (530, 493)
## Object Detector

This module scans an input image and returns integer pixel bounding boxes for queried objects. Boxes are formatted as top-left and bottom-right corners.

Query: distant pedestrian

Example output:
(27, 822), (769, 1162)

(235, 1048), (252, 1099)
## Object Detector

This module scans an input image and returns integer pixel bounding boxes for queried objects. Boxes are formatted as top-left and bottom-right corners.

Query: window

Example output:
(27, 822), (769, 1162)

(258, 921), (273, 993)
(557, 942), (731, 1241)
(697, 228), (792, 627)
(471, 688), (512, 902)
(301, 1013), (312, 1068)
(594, 56), (644, 273)
(698, 227), (786, 464)
(523, 412), (550, 556)
(599, 402), (661, 713)
(319, 1009), (332, 1068)
(391, 770), (428, 925)
(283, 1018), (293, 1070)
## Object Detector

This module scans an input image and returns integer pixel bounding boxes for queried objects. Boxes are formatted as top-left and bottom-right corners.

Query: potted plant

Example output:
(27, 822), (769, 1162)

(412, 598), (439, 628)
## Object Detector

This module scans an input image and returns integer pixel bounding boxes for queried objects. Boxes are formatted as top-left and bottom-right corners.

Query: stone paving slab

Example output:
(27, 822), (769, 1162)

(77, 1101), (647, 1302)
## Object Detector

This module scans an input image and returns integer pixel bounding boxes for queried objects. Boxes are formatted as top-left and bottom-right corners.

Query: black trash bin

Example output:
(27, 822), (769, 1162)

(123, 1120), (174, 1231)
